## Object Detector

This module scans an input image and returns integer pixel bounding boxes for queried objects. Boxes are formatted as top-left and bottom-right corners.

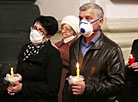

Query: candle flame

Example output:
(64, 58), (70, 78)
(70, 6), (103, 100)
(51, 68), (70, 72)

(11, 67), (13, 71)
(130, 54), (133, 58)
(76, 62), (79, 69)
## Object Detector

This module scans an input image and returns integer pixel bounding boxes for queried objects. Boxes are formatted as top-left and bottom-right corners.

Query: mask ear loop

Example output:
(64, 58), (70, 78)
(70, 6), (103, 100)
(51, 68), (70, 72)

(90, 18), (101, 24)
(90, 18), (101, 32)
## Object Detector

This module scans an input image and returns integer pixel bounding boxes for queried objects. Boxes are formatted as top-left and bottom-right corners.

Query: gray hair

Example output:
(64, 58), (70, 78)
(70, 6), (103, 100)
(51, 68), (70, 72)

(79, 3), (104, 18)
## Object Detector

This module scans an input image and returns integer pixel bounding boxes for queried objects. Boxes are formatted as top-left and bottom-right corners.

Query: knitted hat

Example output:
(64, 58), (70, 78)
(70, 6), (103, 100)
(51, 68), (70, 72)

(61, 15), (80, 34)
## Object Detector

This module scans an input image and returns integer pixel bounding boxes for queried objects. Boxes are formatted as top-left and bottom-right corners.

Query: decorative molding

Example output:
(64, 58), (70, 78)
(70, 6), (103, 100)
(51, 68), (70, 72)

(102, 18), (138, 32)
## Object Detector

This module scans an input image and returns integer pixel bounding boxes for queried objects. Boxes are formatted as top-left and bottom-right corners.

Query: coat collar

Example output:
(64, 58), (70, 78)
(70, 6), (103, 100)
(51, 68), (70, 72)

(28, 40), (51, 63)
(90, 31), (103, 50)
(77, 30), (104, 50)
(73, 30), (104, 61)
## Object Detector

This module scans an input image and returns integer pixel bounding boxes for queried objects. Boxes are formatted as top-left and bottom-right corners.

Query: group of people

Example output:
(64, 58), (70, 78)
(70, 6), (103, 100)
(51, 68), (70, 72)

(3, 2), (138, 102)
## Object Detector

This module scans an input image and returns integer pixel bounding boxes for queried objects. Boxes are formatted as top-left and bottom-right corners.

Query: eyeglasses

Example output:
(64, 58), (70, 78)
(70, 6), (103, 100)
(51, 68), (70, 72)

(31, 25), (46, 35)
(60, 28), (73, 33)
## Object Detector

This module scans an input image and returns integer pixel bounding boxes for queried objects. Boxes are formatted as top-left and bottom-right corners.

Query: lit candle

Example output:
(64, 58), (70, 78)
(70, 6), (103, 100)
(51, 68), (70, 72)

(76, 62), (80, 77)
(129, 54), (135, 65)
(11, 67), (14, 78)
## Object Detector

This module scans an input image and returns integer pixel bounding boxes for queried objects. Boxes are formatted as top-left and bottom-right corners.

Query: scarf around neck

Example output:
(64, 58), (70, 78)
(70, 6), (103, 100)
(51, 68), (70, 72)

(23, 43), (46, 61)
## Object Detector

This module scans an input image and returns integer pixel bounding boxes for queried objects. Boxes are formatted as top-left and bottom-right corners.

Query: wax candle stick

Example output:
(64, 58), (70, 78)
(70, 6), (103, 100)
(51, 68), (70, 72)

(11, 67), (14, 78)
(129, 54), (135, 65)
(76, 62), (80, 77)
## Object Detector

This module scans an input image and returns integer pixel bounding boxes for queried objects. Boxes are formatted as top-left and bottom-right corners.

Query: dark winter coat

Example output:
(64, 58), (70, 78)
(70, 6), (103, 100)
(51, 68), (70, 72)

(6, 40), (62, 102)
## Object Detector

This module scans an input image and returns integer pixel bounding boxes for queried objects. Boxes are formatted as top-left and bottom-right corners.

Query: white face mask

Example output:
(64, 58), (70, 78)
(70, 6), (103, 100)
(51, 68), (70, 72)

(80, 19), (100, 37)
(63, 35), (76, 43)
(30, 29), (44, 44)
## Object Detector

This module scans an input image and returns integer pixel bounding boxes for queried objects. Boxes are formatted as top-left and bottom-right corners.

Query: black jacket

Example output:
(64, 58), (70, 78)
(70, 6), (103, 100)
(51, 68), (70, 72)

(6, 40), (62, 102)
(63, 31), (125, 102)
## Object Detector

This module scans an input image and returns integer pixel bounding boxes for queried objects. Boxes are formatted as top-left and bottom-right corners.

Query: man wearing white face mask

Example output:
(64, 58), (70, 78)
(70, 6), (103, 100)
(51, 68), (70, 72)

(63, 3), (125, 102)
(6, 16), (62, 102)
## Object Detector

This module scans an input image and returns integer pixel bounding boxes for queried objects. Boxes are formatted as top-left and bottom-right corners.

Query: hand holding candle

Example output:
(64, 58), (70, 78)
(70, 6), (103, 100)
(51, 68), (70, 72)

(76, 62), (80, 77)
(129, 54), (135, 65)
(68, 62), (84, 85)
(4, 66), (22, 84)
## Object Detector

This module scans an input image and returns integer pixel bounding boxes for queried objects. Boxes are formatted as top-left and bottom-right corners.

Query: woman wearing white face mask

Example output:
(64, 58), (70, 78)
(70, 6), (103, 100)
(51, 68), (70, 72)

(6, 16), (62, 102)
